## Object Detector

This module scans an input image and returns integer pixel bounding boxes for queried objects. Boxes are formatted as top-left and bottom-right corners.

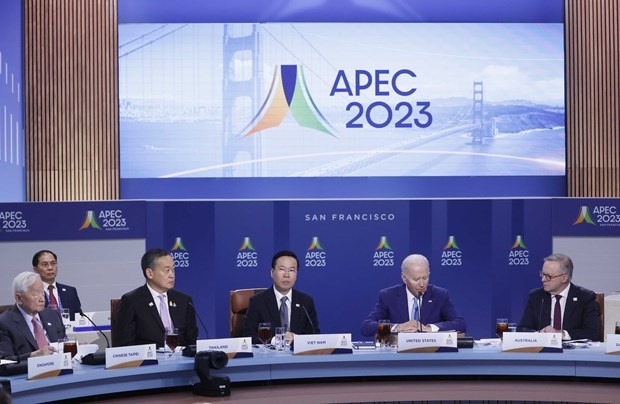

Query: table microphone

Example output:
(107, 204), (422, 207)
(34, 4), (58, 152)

(295, 303), (316, 334)
(79, 311), (109, 365)
(183, 302), (209, 357)
(189, 301), (209, 339)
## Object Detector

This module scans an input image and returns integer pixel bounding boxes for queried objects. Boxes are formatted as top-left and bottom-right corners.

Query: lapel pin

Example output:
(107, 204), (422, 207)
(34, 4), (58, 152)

(169, 301), (176, 307)
(47, 322), (52, 326)
(573, 297), (578, 301)
(428, 300), (433, 303)
(62, 288), (67, 292)
(149, 302), (154, 307)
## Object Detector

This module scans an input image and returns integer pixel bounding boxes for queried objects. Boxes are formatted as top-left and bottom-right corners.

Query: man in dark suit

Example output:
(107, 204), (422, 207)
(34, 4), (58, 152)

(244, 250), (320, 344)
(32, 250), (82, 320)
(0, 272), (65, 361)
(112, 248), (199, 348)
(362, 254), (466, 336)
(517, 253), (600, 341)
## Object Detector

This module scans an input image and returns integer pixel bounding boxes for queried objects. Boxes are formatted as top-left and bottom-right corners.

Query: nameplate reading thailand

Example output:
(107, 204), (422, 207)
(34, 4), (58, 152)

(502, 332), (563, 352)
(294, 333), (353, 355)
(397, 332), (458, 353)
(605, 334), (620, 354)
(105, 344), (158, 369)
(27, 353), (73, 380)
(196, 337), (253, 358)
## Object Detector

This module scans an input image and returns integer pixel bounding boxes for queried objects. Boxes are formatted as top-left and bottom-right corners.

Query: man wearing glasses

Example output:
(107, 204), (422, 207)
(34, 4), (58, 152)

(244, 250), (320, 344)
(0, 272), (65, 360)
(361, 254), (466, 336)
(517, 253), (600, 341)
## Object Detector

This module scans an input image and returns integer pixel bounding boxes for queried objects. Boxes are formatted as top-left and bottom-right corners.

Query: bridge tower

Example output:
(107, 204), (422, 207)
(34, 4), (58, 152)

(472, 81), (483, 128)
(222, 25), (261, 177)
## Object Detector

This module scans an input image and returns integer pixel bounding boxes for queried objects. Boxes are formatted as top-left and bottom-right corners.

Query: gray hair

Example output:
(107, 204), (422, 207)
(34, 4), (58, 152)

(544, 253), (574, 279)
(13, 271), (41, 295)
(401, 254), (429, 273)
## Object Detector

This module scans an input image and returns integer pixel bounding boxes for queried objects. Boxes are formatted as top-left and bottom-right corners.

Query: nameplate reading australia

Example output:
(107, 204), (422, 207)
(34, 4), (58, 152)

(397, 332), (458, 353)
(502, 332), (563, 353)
(294, 333), (353, 355)
(105, 344), (158, 369)
(605, 334), (620, 354)
(196, 337), (253, 358)
(28, 353), (73, 380)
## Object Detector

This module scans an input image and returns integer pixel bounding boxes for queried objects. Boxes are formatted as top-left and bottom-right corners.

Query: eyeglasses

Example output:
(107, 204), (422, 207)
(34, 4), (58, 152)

(539, 271), (566, 281)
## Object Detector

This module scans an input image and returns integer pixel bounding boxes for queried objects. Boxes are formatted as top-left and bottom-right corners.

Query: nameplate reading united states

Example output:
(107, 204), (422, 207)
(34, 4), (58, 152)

(196, 337), (253, 358)
(294, 333), (353, 355)
(105, 344), (158, 369)
(397, 332), (458, 353)
(502, 332), (563, 352)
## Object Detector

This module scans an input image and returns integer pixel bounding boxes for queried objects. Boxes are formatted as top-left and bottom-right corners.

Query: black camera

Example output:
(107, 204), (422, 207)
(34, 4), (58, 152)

(193, 351), (230, 397)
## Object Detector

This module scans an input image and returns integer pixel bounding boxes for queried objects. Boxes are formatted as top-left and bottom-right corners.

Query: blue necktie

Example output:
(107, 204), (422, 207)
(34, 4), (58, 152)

(411, 297), (419, 321)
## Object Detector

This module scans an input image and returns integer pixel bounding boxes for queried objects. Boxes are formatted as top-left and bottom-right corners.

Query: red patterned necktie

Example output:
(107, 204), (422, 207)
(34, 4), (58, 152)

(553, 295), (562, 330)
(48, 284), (59, 309)
(32, 317), (48, 348)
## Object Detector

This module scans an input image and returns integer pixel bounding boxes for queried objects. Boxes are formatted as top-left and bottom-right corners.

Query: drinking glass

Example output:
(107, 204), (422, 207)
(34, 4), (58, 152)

(61, 309), (71, 327)
(615, 321), (620, 335)
(496, 318), (508, 339)
(165, 328), (180, 359)
(274, 326), (286, 351)
(63, 338), (78, 358)
(508, 322), (517, 333)
(258, 322), (272, 353)
(377, 319), (391, 349)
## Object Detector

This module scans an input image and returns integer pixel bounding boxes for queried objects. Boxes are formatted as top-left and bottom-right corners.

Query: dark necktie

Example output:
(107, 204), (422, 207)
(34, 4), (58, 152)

(48, 284), (59, 310)
(280, 296), (289, 330)
(32, 317), (48, 349)
(553, 295), (562, 330)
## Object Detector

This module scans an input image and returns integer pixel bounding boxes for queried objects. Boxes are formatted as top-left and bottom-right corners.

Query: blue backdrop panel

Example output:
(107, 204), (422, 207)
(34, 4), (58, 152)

(288, 200), (410, 338)
(552, 198), (620, 236)
(0, 201), (146, 241)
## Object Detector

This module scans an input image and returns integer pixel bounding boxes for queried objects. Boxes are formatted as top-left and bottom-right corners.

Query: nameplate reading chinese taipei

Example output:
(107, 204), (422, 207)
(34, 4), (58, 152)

(502, 332), (563, 352)
(294, 334), (353, 355)
(27, 353), (73, 380)
(606, 334), (620, 354)
(196, 337), (253, 358)
(397, 332), (458, 353)
(105, 344), (158, 369)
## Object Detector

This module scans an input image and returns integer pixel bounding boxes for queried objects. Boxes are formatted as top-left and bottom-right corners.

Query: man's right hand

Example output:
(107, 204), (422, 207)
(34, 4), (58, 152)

(31, 345), (58, 357)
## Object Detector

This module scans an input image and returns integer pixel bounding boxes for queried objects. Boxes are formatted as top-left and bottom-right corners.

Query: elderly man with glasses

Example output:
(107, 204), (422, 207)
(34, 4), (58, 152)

(517, 253), (600, 341)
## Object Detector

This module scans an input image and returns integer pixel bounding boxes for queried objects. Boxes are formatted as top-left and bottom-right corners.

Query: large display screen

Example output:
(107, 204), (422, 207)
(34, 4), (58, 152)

(119, 1), (565, 199)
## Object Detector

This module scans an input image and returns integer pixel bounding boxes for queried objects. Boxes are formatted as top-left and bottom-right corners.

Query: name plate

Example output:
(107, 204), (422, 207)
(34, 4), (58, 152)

(28, 353), (73, 380)
(196, 337), (253, 358)
(293, 333), (353, 355)
(606, 334), (620, 354)
(397, 332), (458, 353)
(105, 344), (158, 369)
(502, 332), (563, 352)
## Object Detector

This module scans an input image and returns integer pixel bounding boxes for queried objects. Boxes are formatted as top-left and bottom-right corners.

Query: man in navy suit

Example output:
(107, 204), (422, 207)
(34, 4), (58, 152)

(362, 254), (466, 336)
(32, 250), (82, 320)
(112, 248), (198, 348)
(244, 250), (320, 344)
(517, 253), (600, 341)
(0, 272), (65, 361)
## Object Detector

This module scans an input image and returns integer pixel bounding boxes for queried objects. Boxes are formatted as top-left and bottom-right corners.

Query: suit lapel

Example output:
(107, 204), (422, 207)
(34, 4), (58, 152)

(168, 290), (180, 328)
(397, 285), (410, 323)
(11, 307), (38, 350)
(563, 284), (577, 325)
(39, 311), (59, 343)
(267, 288), (280, 326)
(140, 285), (165, 332)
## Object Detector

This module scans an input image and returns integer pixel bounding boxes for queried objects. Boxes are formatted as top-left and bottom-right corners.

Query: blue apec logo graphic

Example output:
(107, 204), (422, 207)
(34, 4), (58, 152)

(0, 210), (29, 233)
(170, 237), (190, 268)
(79, 209), (129, 231)
(573, 205), (620, 227)
(305, 236), (327, 268)
(242, 65), (335, 137)
(373, 236), (395, 267)
(237, 236), (258, 268)
(441, 236), (462, 267)
(508, 235), (529, 266)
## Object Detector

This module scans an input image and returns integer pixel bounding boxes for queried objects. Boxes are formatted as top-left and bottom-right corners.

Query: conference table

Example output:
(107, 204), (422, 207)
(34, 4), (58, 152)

(4, 342), (620, 403)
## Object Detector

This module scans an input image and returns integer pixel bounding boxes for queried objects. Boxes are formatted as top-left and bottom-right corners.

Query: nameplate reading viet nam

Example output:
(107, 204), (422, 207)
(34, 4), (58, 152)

(397, 332), (458, 353)
(27, 353), (73, 380)
(105, 344), (158, 369)
(502, 332), (563, 352)
(196, 337), (253, 358)
(293, 333), (353, 355)
(605, 334), (620, 354)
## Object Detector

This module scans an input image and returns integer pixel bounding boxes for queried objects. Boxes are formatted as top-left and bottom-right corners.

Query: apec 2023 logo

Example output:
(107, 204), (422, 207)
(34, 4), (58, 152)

(243, 65), (433, 137)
